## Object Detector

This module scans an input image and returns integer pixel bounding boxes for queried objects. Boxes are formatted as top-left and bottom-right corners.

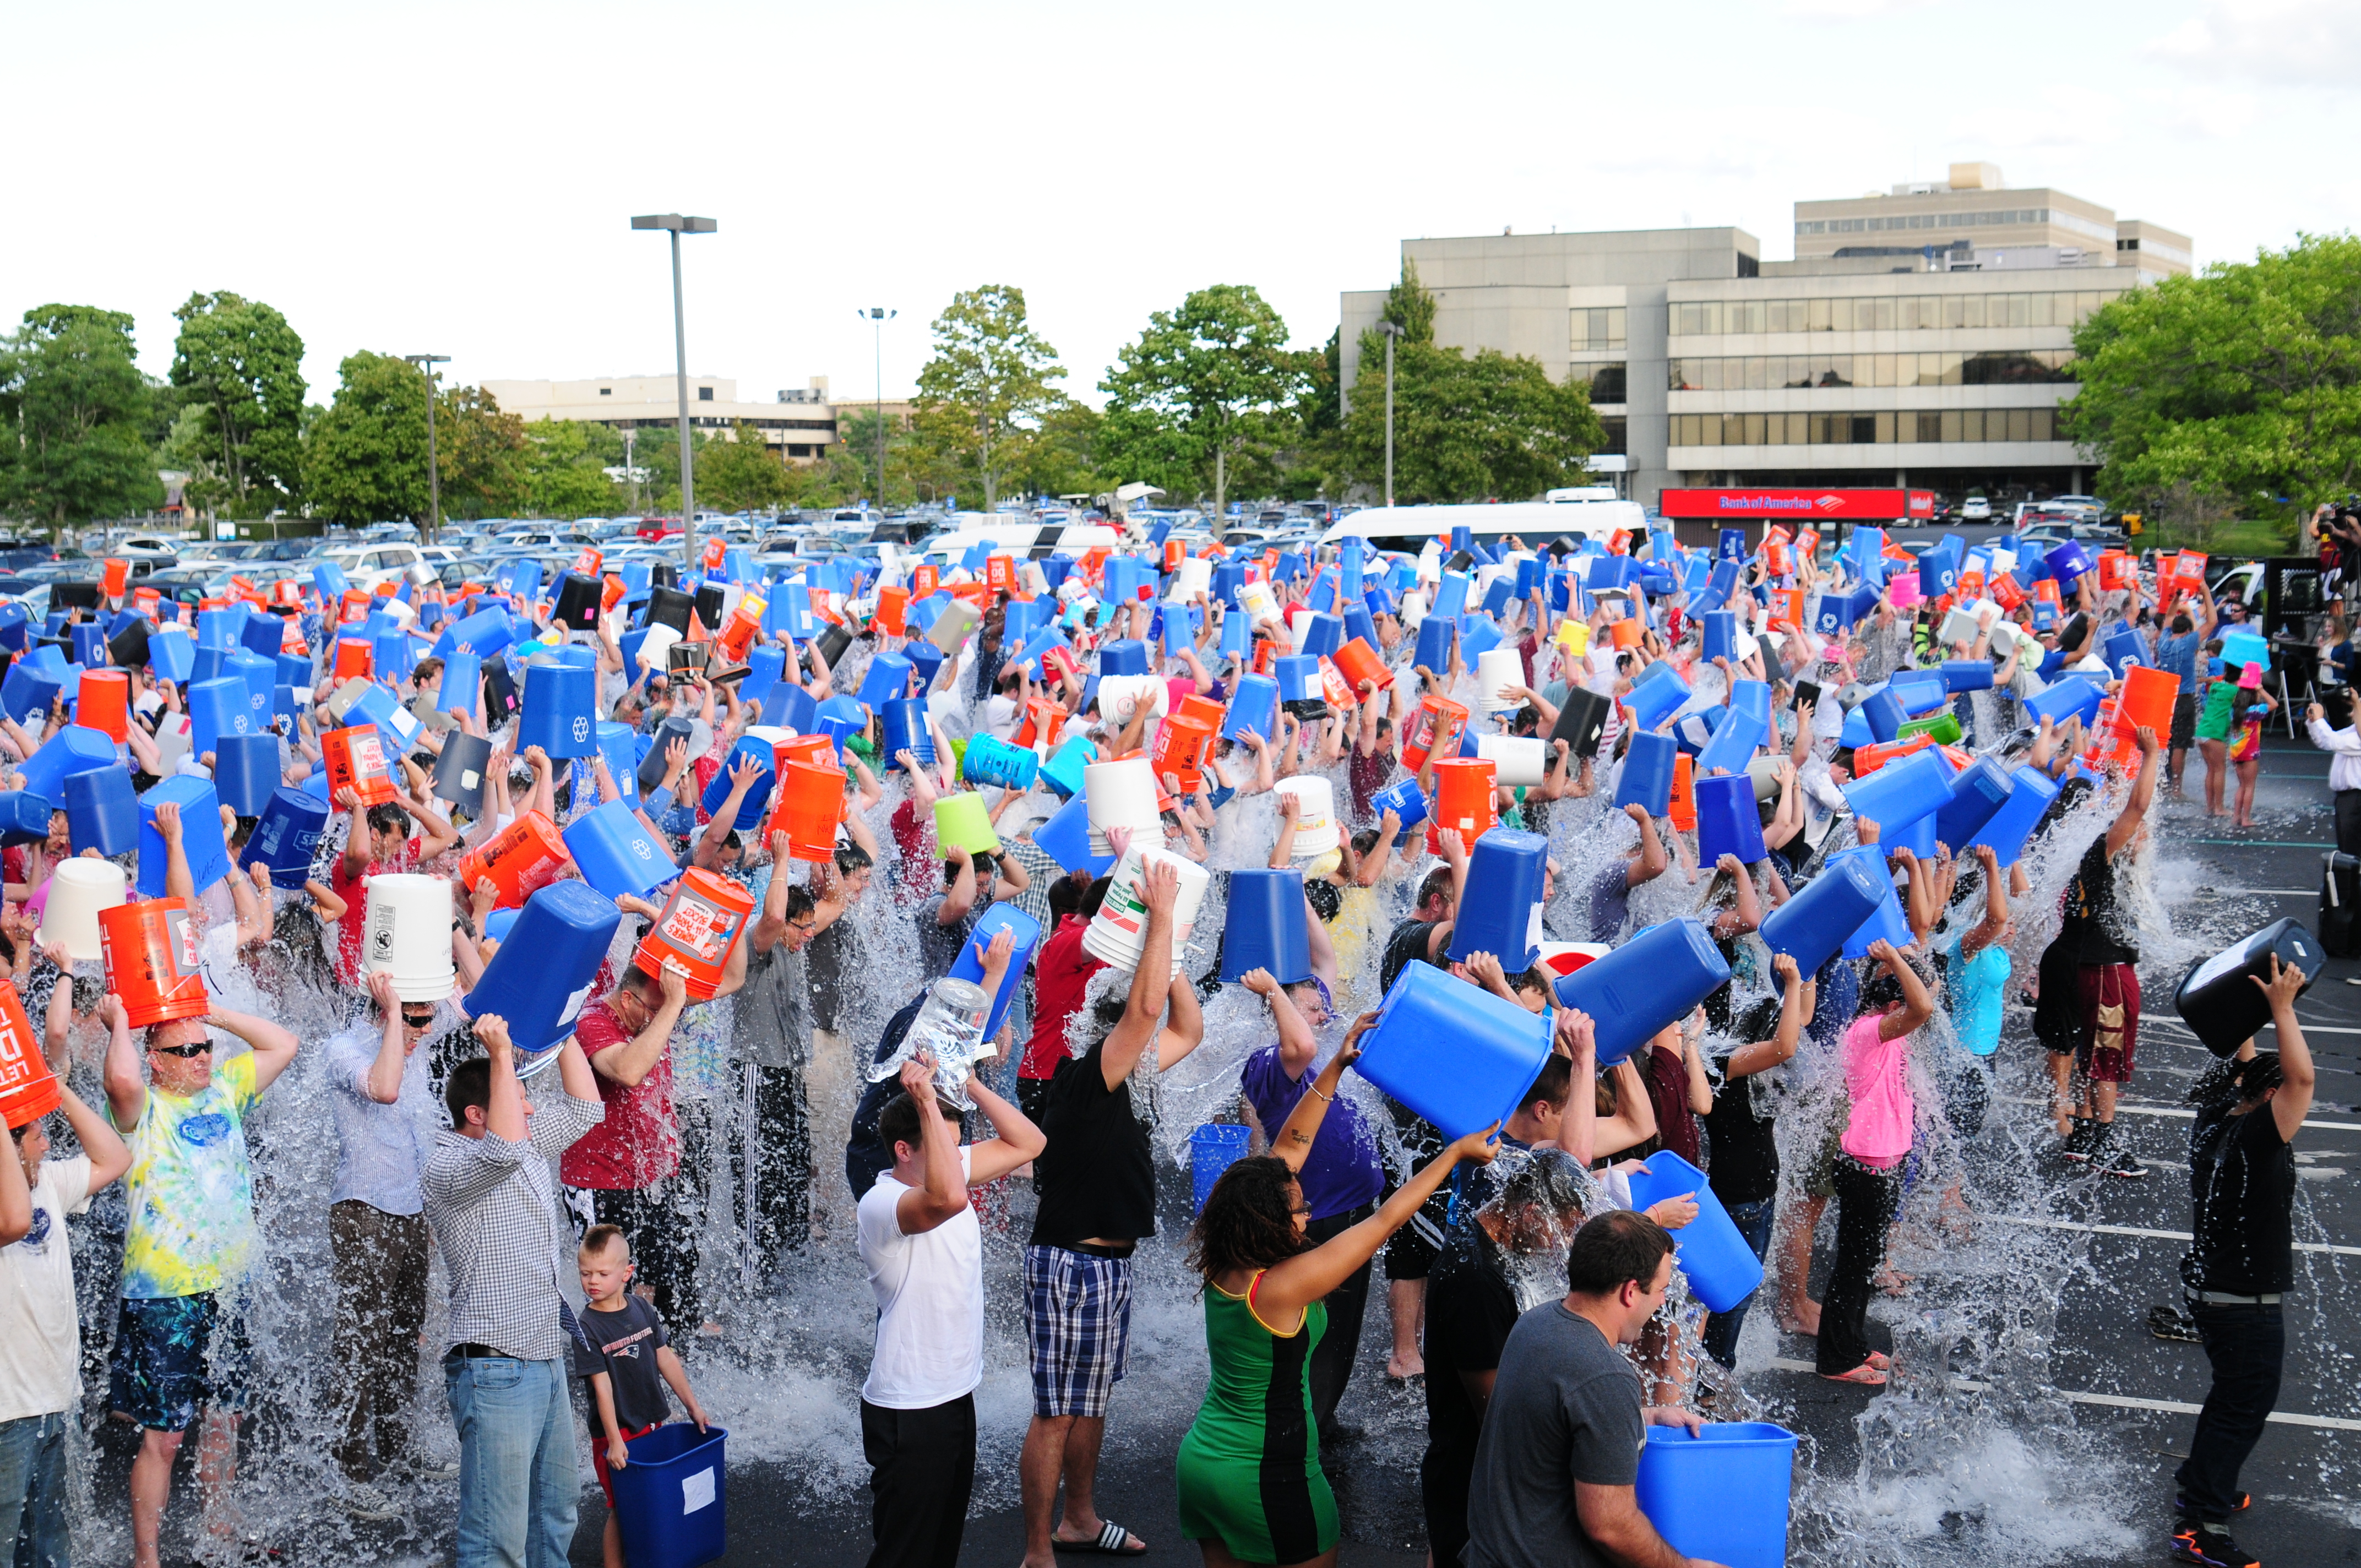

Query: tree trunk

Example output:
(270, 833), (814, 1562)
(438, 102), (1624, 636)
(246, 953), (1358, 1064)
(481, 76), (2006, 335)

(1214, 444), (1226, 523)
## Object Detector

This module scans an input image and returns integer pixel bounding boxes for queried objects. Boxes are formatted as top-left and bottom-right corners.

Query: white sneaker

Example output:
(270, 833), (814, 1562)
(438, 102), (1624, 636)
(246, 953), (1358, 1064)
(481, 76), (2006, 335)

(334, 1480), (400, 1521)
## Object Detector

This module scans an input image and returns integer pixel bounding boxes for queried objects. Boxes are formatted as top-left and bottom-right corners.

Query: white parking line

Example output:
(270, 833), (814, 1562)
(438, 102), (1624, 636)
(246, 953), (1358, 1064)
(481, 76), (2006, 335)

(1996, 1095), (2361, 1133)
(1994, 1212), (2361, 1259)
(1762, 1358), (2361, 1430)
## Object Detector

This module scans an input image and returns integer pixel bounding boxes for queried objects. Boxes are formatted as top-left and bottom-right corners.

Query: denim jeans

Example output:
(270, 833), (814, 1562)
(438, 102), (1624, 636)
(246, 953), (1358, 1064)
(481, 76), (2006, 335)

(0, 1411), (70, 1568)
(444, 1354), (576, 1568)
(1701, 1196), (1780, 1369)
(2175, 1302), (2284, 1523)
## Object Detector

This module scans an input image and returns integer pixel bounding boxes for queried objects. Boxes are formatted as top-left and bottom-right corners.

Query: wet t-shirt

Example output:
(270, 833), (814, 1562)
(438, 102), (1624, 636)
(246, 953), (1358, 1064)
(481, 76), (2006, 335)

(122, 1051), (259, 1300)
(2185, 1107), (2296, 1297)
(2064, 834), (2140, 966)
(1240, 1046), (1383, 1221)
(570, 1295), (673, 1439)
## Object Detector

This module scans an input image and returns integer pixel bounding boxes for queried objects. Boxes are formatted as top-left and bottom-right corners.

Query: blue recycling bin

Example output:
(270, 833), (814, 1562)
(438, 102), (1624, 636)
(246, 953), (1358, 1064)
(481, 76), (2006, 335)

(1224, 674), (1280, 743)
(1, 662), (61, 724)
(1446, 830), (1549, 970)
(247, 786), (330, 888)
(857, 652), (913, 711)
(1552, 918), (1731, 1066)
(1625, 1150), (1765, 1313)
(64, 766), (139, 857)
(563, 799), (677, 900)
(1615, 732), (1677, 816)
(137, 775), (231, 898)
(0, 792), (52, 847)
(211, 733), (282, 818)
(1220, 869), (1312, 984)
(1758, 851), (1889, 978)
(948, 902), (1043, 1043)
(19, 728), (115, 802)
(1190, 1124), (1252, 1216)
(518, 660), (597, 759)
(1636, 1420), (1798, 1568)
(610, 1423), (728, 1568)
(465, 879), (627, 1072)
(1359, 961), (1554, 1140)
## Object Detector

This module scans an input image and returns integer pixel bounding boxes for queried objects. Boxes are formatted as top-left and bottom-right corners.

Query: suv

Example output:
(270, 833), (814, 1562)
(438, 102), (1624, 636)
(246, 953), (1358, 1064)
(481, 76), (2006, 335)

(319, 542), (428, 592)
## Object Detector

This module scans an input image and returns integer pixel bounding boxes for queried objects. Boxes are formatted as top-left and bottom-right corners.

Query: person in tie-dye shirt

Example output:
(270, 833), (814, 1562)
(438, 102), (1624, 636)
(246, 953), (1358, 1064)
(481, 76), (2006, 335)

(102, 1002), (301, 1568)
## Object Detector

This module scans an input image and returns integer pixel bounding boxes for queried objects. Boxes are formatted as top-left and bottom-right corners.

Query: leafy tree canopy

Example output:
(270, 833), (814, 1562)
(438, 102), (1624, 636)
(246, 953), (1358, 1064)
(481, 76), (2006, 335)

(521, 418), (627, 519)
(304, 352), (526, 528)
(912, 284), (1066, 509)
(0, 303), (162, 531)
(169, 291), (306, 516)
(2063, 233), (2361, 536)
(1098, 284), (1309, 517)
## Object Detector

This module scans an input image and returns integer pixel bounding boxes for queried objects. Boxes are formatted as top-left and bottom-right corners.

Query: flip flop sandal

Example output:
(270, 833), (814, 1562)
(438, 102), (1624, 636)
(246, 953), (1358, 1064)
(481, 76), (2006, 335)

(1054, 1521), (1148, 1556)
(1865, 1351), (1891, 1370)
(1819, 1363), (1888, 1385)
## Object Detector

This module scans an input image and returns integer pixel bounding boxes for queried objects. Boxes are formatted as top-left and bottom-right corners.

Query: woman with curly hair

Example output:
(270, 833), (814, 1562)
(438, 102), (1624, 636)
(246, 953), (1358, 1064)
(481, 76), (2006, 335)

(1177, 1014), (1499, 1568)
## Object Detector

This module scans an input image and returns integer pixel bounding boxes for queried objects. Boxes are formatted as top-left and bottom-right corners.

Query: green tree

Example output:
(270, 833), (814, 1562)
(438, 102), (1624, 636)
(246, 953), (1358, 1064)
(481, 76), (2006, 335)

(694, 423), (794, 513)
(2062, 233), (2361, 539)
(1340, 263), (1601, 502)
(913, 284), (1065, 509)
(521, 418), (627, 518)
(304, 353), (526, 527)
(1016, 401), (1111, 501)
(1098, 284), (1308, 518)
(168, 291), (307, 516)
(435, 385), (528, 521)
(0, 304), (162, 532)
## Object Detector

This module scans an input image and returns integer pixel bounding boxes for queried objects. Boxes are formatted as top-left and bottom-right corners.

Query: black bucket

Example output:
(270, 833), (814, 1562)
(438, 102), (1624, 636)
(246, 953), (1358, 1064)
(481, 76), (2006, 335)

(2172, 917), (2325, 1056)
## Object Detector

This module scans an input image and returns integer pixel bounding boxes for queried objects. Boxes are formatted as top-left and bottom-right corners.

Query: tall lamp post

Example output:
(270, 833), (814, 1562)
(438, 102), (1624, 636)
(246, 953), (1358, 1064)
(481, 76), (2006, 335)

(1375, 322), (1403, 509)
(859, 307), (895, 511)
(631, 213), (717, 576)
(404, 354), (450, 542)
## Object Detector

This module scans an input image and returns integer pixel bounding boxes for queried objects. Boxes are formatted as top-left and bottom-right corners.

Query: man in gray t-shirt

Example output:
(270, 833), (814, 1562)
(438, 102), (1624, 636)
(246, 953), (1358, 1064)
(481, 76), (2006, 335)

(1464, 1211), (1723, 1568)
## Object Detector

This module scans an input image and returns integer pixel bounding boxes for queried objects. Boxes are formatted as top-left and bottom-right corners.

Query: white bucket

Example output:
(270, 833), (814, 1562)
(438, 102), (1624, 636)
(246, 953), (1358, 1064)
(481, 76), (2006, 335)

(363, 872), (457, 1002)
(379, 599), (417, 630)
(1084, 757), (1167, 857)
(37, 858), (127, 963)
(1096, 674), (1170, 722)
(1167, 557), (1212, 603)
(928, 600), (982, 653)
(1401, 589), (1429, 628)
(1937, 606), (1982, 646)
(1476, 649), (1526, 714)
(1476, 733), (1548, 787)
(1081, 845), (1211, 976)
(637, 623), (683, 677)
(1275, 775), (1340, 855)
(1236, 580), (1281, 625)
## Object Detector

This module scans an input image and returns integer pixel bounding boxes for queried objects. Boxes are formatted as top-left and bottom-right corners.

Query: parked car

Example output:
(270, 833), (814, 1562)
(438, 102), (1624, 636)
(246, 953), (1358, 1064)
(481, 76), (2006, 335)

(318, 542), (429, 592)
(636, 518), (686, 541)
(1961, 495), (1992, 521)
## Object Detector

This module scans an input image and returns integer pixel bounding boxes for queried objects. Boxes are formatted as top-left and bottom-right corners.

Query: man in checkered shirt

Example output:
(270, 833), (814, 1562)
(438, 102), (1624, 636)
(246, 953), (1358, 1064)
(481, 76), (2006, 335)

(423, 1014), (606, 1568)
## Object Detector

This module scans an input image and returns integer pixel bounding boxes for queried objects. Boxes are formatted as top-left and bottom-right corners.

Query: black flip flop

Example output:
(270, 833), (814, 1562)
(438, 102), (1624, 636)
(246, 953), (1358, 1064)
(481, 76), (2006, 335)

(1054, 1521), (1148, 1556)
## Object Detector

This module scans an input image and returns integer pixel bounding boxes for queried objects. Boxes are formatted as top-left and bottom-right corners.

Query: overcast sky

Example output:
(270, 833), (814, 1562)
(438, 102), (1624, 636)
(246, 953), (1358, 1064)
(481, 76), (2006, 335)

(8, 1), (2351, 413)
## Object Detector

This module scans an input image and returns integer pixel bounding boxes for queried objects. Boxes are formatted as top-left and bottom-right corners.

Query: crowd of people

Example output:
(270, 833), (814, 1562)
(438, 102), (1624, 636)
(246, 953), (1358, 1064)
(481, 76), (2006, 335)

(0, 518), (2319, 1568)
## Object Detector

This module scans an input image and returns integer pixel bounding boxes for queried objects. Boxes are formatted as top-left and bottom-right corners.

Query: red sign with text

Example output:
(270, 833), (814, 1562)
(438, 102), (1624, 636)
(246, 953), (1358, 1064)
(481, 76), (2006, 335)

(1660, 488), (1935, 521)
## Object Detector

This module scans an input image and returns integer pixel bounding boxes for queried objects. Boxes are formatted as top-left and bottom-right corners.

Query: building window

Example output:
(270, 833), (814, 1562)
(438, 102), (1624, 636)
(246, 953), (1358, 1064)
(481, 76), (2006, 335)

(1571, 307), (1626, 352)
(1667, 349), (2075, 390)
(599, 387), (612, 396)
(697, 386), (715, 401)
(1597, 418), (1626, 454)
(1668, 406), (2058, 447)
(1582, 363), (1626, 403)
(1667, 287), (2128, 335)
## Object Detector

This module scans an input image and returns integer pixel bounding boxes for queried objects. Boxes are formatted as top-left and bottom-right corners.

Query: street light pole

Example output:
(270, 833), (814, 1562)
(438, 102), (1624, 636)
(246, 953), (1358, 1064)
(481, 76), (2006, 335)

(861, 307), (896, 513)
(404, 355), (450, 542)
(632, 213), (717, 576)
(1376, 322), (1403, 509)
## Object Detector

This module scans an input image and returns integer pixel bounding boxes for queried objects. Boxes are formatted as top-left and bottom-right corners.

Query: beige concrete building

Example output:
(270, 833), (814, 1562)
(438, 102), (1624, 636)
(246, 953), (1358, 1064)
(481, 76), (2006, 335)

(1339, 164), (2191, 511)
(481, 374), (842, 462)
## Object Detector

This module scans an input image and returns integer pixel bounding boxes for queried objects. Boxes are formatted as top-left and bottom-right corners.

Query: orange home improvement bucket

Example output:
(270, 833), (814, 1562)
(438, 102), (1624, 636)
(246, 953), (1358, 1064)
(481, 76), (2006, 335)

(100, 899), (210, 1028)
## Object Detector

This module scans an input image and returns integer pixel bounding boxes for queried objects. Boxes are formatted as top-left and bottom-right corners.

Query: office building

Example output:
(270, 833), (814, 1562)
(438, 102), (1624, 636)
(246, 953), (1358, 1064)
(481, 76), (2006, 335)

(481, 375), (842, 462)
(1339, 163), (2190, 515)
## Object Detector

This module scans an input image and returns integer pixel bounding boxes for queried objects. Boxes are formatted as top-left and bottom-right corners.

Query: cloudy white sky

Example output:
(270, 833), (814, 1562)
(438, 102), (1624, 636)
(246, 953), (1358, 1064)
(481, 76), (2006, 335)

(7, 1), (2352, 412)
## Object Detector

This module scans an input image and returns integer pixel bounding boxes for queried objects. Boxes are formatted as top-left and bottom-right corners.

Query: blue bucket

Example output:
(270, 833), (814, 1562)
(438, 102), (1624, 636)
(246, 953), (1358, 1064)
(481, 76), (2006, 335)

(465, 879), (625, 1070)
(1456, 618), (1503, 662)
(962, 733), (1038, 791)
(436, 607), (514, 661)
(739, 643), (786, 715)
(2023, 674), (2103, 731)
(699, 731), (785, 831)
(814, 694), (865, 757)
(1360, 962), (1554, 1140)
(1273, 655), (1321, 711)
(1189, 1124), (1253, 1215)
(1224, 674), (1280, 743)
(518, 661), (597, 759)
(1220, 869), (1312, 984)
(1032, 790), (1114, 876)
(1097, 639), (1150, 678)
(1615, 732), (1677, 817)
(1299, 612), (1343, 660)
(1432, 571), (1470, 621)
(1965, 764), (2059, 867)
(1856, 685), (1905, 744)
(1625, 667), (1690, 733)
(1759, 852), (1886, 978)
(1, 662), (60, 724)
(248, 787), (329, 890)
(948, 902), (1043, 1042)
(20, 727), (116, 802)
(213, 733), (281, 818)
(880, 699), (933, 772)
(1414, 613), (1451, 673)
(1446, 830), (1549, 970)
(1829, 848), (1912, 959)
(1636, 1420), (1798, 1568)
(1841, 747), (1949, 835)
(2045, 540), (2093, 584)
(1552, 919), (1730, 1067)
(1694, 774), (1765, 865)
(1700, 611), (1735, 662)
(1942, 658), (1994, 693)
(1371, 777), (1427, 833)
(857, 652), (913, 710)
(64, 766), (139, 857)
(0, 792), (52, 847)
(1625, 1150), (1766, 1313)
(563, 799), (677, 899)
(610, 1423), (728, 1568)
(1696, 680), (1770, 777)
(138, 775), (230, 897)
(1935, 756), (2014, 849)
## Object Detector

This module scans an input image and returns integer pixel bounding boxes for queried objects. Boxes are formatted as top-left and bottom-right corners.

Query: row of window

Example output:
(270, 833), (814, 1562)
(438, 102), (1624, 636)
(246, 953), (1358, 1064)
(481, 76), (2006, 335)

(1797, 206), (2117, 246)
(1574, 307), (1627, 351)
(1667, 349), (2077, 391)
(1670, 407), (2061, 448)
(1669, 288), (2125, 336)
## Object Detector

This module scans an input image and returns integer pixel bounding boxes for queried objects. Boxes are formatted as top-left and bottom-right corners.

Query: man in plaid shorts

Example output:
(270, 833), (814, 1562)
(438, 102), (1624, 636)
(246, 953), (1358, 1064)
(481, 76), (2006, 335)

(1019, 860), (1204, 1564)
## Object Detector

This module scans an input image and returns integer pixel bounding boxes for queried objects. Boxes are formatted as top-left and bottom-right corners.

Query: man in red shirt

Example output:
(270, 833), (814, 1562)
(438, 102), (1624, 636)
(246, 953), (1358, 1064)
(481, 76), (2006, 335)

(561, 946), (746, 1333)
(330, 786), (458, 988)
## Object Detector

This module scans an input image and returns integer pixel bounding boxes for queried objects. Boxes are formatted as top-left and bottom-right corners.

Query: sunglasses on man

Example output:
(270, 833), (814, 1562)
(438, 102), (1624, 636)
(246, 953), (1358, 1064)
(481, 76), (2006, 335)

(152, 1042), (212, 1059)
(401, 1009), (438, 1028)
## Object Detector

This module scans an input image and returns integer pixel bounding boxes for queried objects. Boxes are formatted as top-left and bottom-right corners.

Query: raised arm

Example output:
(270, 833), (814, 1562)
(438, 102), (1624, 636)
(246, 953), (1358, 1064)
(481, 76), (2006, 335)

(209, 1006), (301, 1092)
(2256, 957), (2315, 1144)
(1243, 967), (1318, 1079)
(962, 1070), (1047, 1186)
(589, 968), (687, 1088)
(892, 1055), (970, 1235)
(1255, 1120), (1498, 1315)
(2104, 726), (2162, 859)
(1261, 1026), (1362, 1173)
(1100, 858), (1179, 1086)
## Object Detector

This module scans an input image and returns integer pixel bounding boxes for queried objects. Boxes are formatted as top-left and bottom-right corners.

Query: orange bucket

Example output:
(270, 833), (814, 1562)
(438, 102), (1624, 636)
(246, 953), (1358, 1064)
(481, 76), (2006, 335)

(1176, 694), (1225, 733)
(2097, 551), (2133, 591)
(1668, 752), (1696, 832)
(1163, 539), (1185, 573)
(76, 669), (129, 743)
(101, 559), (130, 598)
(456, 809), (570, 911)
(323, 726), (397, 807)
(1852, 733), (1936, 775)
(718, 600), (764, 662)
(1989, 574), (2025, 611)
(986, 554), (1016, 592)
(575, 547), (604, 578)
(635, 868), (758, 997)
(770, 760), (846, 863)
(876, 585), (910, 636)
(1402, 695), (1469, 772)
(1151, 714), (1215, 793)
(1332, 636), (1390, 692)
(1015, 698), (1068, 752)
(1609, 617), (1643, 650)
(2114, 665), (2179, 745)
(1426, 756), (1498, 853)
(1762, 540), (1791, 577)
(774, 733), (835, 773)
(333, 639), (373, 682)
(912, 564), (939, 598)
(0, 979), (58, 1129)
(702, 536), (727, 572)
(1796, 527), (1820, 560)
(100, 899), (209, 1029)
(1318, 658), (1356, 710)
(602, 574), (627, 613)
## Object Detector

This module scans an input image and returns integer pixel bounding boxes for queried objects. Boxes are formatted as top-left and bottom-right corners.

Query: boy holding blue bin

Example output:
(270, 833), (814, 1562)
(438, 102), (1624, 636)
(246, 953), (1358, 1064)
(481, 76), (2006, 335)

(572, 1224), (712, 1568)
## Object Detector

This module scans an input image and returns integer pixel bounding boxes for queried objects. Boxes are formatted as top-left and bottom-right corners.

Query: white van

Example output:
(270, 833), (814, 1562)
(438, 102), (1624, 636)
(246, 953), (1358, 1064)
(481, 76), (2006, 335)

(1318, 499), (1650, 553)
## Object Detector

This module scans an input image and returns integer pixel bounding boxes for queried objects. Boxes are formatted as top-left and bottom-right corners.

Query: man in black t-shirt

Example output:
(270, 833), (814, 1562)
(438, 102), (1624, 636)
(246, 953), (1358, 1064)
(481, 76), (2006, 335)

(2169, 959), (2313, 1568)
(1423, 1150), (1589, 1568)
(1020, 860), (1204, 1564)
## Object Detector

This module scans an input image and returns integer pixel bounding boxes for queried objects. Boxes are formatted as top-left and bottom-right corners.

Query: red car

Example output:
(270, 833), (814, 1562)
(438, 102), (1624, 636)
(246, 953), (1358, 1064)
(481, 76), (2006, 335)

(634, 516), (684, 541)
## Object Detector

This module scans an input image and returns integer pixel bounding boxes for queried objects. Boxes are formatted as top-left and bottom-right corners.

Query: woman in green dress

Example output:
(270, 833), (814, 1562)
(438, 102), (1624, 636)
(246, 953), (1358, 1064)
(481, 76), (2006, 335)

(1178, 1015), (1500, 1567)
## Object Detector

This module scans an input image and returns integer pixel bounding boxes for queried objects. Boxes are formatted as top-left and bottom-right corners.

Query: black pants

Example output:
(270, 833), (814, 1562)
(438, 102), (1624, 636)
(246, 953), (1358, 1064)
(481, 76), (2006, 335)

(1302, 1202), (1374, 1436)
(572, 1181), (703, 1330)
(860, 1393), (976, 1568)
(1815, 1156), (1900, 1375)
(743, 1061), (810, 1259)
(2336, 789), (2361, 859)
(2174, 1302), (2284, 1523)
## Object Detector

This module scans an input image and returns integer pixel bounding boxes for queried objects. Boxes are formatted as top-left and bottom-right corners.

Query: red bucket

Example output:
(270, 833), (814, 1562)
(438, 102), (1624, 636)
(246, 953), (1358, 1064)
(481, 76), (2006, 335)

(100, 899), (210, 1029)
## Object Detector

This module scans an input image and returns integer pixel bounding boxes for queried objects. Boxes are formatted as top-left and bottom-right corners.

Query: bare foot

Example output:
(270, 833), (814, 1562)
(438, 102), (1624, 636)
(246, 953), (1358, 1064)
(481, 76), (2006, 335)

(1386, 1352), (1426, 1379)
(1778, 1298), (1822, 1336)
(1874, 1269), (1915, 1294)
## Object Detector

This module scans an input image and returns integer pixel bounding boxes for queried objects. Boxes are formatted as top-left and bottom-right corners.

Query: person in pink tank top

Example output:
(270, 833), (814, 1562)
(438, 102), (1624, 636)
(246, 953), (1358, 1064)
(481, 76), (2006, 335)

(1817, 938), (1932, 1386)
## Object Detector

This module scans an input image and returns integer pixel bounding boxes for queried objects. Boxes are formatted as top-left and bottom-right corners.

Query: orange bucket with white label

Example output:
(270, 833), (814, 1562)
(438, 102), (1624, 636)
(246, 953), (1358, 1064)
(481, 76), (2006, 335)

(323, 726), (397, 807)
(455, 809), (570, 911)
(1669, 752), (1697, 832)
(1401, 695), (1468, 773)
(100, 899), (210, 1028)
(1151, 714), (1215, 793)
(633, 868), (758, 998)
(1426, 757), (1498, 854)
(0, 980), (58, 1129)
